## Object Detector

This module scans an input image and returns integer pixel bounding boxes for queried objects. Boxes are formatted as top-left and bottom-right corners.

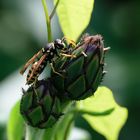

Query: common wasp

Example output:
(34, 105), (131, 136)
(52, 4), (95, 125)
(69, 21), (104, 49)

(20, 38), (76, 85)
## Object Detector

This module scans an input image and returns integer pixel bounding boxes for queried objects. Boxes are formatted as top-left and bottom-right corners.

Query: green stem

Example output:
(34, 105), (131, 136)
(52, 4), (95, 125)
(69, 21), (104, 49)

(49, 0), (60, 20)
(41, 0), (52, 42)
(25, 125), (45, 140)
(63, 116), (74, 140)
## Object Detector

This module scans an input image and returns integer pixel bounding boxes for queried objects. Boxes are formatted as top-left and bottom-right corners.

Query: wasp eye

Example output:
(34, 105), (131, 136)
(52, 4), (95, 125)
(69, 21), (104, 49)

(55, 39), (65, 49)
(55, 39), (61, 44)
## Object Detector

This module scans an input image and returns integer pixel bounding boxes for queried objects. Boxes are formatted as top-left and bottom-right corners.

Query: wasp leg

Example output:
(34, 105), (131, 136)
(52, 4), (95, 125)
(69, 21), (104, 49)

(32, 78), (40, 102)
(60, 53), (76, 58)
(33, 86), (39, 102)
(81, 51), (87, 57)
(34, 77), (39, 87)
(50, 63), (64, 77)
(62, 37), (76, 47)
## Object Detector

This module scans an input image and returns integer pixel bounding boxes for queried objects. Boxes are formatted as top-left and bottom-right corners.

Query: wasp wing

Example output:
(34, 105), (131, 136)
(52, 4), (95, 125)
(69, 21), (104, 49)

(20, 50), (43, 75)
(27, 54), (47, 83)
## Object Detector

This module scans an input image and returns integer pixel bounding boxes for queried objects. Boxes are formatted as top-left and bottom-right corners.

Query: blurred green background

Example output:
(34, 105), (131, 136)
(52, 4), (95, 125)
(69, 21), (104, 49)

(0, 0), (140, 139)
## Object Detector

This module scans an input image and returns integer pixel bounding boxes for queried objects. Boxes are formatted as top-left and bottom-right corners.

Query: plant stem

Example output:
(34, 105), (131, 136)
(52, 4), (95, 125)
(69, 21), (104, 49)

(41, 0), (52, 42)
(25, 125), (45, 140)
(49, 0), (60, 20)
(63, 116), (74, 140)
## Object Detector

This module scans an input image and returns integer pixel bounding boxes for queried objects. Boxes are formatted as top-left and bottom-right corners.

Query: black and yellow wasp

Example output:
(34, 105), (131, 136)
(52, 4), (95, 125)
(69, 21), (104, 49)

(20, 38), (76, 85)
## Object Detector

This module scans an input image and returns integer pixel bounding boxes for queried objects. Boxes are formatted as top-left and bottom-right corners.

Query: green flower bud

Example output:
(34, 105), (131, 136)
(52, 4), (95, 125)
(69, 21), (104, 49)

(51, 34), (110, 100)
(20, 80), (63, 129)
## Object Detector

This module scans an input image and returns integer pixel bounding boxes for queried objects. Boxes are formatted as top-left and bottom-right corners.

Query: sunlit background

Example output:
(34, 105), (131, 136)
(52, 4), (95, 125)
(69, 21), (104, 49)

(0, 0), (140, 139)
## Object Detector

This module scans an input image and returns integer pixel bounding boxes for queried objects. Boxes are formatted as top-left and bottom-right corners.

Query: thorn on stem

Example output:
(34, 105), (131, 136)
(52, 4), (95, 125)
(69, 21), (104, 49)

(104, 47), (111, 52)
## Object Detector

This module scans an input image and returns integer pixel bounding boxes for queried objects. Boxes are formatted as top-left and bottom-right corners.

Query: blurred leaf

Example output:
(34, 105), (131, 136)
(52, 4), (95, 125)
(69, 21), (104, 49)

(0, 51), (20, 81)
(55, 0), (94, 41)
(7, 101), (24, 140)
(77, 86), (128, 140)
(0, 125), (6, 140)
(42, 112), (74, 140)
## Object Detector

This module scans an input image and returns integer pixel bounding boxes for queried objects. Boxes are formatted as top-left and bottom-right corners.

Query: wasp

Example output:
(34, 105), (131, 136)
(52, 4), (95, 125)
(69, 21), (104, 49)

(20, 38), (76, 85)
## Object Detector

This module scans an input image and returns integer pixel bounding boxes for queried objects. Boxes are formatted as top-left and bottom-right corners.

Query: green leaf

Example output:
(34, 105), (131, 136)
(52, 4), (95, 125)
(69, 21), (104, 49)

(55, 0), (94, 41)
(76, 86), (128, 140)
(7, 101), (24, 140)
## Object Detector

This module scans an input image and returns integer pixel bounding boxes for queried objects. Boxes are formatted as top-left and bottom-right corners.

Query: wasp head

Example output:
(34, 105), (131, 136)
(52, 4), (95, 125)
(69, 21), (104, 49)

(54, 39), (66, 50)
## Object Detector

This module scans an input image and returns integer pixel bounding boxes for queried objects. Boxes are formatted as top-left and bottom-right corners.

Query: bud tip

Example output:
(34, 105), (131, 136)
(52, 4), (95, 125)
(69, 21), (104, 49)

(104, 47), (111, 52)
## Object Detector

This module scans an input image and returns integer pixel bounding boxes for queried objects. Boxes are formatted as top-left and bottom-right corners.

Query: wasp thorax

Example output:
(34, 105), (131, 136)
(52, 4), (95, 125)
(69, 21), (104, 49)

(51, 34), (110, 100)
(44, 43), (55, 51)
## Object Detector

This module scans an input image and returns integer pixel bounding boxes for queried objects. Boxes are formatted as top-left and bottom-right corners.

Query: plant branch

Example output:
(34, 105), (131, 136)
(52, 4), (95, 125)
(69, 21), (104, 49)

(25, 125), (45, 140)
(41, 0), (52, 42)
(49, 0), (60, 20)
(63, 116), (74, 140)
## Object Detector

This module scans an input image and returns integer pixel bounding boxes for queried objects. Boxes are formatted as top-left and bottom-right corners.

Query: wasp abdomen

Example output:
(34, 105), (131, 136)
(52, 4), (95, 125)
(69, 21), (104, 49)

(26, 60), (47, 84)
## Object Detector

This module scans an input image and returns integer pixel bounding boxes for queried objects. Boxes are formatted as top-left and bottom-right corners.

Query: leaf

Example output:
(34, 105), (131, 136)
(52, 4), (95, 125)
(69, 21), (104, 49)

(7, 101), (24, 140)
(55, 0), (94, 41)
(76, 86), (128, 140)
